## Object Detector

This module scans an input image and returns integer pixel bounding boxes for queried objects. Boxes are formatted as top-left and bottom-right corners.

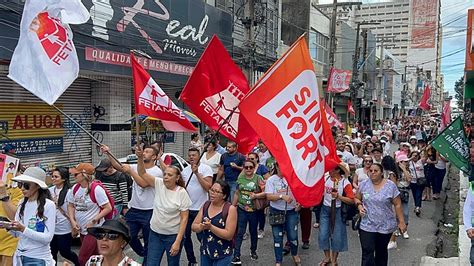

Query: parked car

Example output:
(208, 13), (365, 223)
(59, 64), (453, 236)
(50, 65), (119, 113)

(118, 153), (189, 171)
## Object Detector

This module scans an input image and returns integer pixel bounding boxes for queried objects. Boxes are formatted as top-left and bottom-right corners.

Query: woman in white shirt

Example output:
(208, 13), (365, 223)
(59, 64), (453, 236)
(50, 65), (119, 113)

(200, 139), (221, 182)
(123, 146), (192, 266)
(408, 151), (425, 216)
(7, 167), (56, 265)
(352, 155), (373, 191)
(49, 167), (79, 265)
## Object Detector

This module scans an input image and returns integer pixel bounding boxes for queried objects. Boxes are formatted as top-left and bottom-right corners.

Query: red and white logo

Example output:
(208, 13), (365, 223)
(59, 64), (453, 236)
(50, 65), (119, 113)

(29, 12), (73, 65)
(327, 68), (352, 93)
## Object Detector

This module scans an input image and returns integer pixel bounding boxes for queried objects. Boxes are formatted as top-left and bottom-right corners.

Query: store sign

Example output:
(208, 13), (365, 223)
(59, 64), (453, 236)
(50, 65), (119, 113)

(79, 0), (232, 75)
(411, 0), (438, 49)
(0, 102), (64, 155)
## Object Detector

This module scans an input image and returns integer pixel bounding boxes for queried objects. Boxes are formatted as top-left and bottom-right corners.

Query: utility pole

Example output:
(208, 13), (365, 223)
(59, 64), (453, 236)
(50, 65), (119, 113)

(376, 40), (384, 122)
(243, 0), (255, 85)
(328, 0), (338, 109)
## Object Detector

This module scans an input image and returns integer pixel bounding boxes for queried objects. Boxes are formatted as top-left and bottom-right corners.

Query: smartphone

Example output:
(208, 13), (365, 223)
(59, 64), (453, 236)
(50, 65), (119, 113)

(0, 220), (13, 229)
(0, 216), (10, 222)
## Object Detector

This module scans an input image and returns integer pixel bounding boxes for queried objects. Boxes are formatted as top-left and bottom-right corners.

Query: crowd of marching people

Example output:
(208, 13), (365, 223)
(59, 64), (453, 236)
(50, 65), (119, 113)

(0, 115), (451, 266)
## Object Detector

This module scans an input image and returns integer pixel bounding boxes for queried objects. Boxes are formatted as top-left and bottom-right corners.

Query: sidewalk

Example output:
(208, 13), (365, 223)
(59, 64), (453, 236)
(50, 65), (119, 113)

(419, 170), (471, 266)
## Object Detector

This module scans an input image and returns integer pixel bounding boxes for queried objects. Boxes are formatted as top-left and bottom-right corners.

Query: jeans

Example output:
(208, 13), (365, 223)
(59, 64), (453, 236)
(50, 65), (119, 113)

(50, 233), (79, 266)
(359, 229), (392, 266)
(235, 207), (258, 257)
(147, 231), (182, 266)
(79, 234), (98, 266)
(433, 168), (446, 194)
(184, 210), (202, 264)
(402, 197), (409, 224)
(300, 207), (312, 243)
(410, 183), (423, 208)
(21, 256), (45, 266)
(200, 254), (233, 266)
(228, 181), (237, 202)
(313, 204), (322, 224)
(271, 208), (299, 263)
(125, 208), (153, 264)
(471, 239), (474, 266)
(256, 209), (266, 231)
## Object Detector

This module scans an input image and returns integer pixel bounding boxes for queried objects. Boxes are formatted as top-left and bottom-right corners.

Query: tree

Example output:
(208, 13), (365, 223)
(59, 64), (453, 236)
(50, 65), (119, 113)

(454, 76), (464, 110)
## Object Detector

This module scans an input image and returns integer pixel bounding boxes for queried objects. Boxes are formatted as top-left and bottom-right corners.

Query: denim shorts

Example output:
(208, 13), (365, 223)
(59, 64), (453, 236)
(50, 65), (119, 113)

(318, 205), (348, 252)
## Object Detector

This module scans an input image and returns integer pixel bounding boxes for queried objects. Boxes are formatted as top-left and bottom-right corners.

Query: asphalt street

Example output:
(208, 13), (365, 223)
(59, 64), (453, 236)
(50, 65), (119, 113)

(60, 143), (441, 265)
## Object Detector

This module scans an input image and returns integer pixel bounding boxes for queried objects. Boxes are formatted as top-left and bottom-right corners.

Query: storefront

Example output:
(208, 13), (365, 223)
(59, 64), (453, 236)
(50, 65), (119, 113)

(0, 0), (232, 167)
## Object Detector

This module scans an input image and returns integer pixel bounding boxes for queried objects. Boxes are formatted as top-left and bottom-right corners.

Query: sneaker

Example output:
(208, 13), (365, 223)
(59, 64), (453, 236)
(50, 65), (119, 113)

(302, 242), (310, 249)
(403, 231), (409, 239)
(387, 241), (397, 250)
(415, 207), (421, 217)
(243, 232), (249, 240)
(258, 230), (265, 239)
(250, 251), (258, 260)
(394, 230), (401, 237)
(231, 257), (242, 265)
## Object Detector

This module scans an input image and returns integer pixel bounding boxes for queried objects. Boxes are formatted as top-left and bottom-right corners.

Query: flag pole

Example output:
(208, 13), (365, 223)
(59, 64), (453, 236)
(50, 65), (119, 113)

(185, 106), (239, 188)
(52, 104), (123, 166)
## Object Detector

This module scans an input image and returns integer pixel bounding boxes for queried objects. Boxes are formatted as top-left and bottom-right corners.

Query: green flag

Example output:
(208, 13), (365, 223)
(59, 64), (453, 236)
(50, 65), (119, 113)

(431, 116), (471, 175)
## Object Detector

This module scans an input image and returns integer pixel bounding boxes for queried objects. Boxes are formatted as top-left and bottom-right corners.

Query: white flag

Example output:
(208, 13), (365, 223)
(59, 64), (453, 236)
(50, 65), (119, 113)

(8, 0), (90, 105)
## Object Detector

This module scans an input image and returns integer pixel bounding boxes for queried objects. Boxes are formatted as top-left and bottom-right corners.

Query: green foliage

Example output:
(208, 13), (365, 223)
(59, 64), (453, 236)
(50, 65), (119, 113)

(454, 76), (464, 109)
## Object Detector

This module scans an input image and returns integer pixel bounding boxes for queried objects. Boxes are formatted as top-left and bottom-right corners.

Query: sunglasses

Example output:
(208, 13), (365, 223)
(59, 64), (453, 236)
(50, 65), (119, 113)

(17, 182), (31, 190)
(244, 166), (254, 170)
(364, 160), (373, 163)
(93, 231), (121, 241)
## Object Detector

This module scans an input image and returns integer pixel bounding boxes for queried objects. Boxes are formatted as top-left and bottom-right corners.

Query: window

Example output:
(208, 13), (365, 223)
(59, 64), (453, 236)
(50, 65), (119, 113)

(309, 29), (329, 64)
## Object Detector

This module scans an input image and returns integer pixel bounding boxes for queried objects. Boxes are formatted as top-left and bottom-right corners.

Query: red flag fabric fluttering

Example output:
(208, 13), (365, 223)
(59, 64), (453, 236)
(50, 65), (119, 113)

(348, 100), (355, 116)
(418, 85), (432, 111)
(179, 35), (258, 153)
(324, 101), (343, 129)
(326, 67), (352, 93)
(131, 54), (196, 132)
(239, 36), (340, 207)
(441, 99), (451, 130)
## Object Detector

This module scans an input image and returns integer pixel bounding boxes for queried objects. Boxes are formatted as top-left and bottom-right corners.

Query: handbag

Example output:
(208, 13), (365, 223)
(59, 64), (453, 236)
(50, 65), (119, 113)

(269, 187), (289, 226)
(399, 187), (410, 203)
(412, 161), (428, 187)
(352, 213), (361, 231)
(253, 176), (269, 210)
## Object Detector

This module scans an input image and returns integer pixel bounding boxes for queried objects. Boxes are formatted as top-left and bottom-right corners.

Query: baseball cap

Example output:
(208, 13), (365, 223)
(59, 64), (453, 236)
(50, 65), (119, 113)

(69, 163), (95, 175)
(95, 158), (112, 172)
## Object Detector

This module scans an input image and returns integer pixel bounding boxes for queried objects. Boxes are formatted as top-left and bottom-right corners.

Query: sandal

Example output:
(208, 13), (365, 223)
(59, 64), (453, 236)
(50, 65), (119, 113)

(319, 259), (331, 266)
(293, 255), (302, 266)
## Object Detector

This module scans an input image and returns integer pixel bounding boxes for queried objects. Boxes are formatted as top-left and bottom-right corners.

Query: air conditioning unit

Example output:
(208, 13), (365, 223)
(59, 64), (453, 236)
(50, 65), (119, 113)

(383, 60), (393, 69)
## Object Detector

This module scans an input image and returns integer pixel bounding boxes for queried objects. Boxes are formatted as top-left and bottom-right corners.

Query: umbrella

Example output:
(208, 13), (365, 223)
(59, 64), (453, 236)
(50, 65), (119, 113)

(330, 178), (339, 236)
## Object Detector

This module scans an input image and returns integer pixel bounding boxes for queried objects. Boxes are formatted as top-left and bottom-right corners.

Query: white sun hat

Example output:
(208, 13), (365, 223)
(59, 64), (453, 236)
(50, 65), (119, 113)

(12, 167), (48, 189)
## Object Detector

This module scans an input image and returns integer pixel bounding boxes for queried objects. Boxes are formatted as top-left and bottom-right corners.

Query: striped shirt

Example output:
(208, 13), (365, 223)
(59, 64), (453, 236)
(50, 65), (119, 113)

(95, 171), (131, 205)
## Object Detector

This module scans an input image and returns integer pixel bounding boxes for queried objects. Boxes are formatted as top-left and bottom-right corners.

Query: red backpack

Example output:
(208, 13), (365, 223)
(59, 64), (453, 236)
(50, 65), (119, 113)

(73, 181), (117, 220)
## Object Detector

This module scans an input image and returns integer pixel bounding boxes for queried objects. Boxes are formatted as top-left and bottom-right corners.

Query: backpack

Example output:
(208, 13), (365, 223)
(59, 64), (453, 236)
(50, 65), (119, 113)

(73, 181), (117, 220)
(202, 200), (235, 247)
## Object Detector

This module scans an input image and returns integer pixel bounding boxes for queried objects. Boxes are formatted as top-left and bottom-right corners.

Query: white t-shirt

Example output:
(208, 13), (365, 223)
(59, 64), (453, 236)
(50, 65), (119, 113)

(265, 175), (296, 210)
(200, 152), (221, 174)
(355, 168), (370, 185)
(49, 186), (71, 235)
(128, 164), (162, 210)
(11, 199), (56, 263)
(182, 164), (213, 211)
(67, 185), (109, 234)
(257, 150), (271, 166)
(150, 179), (192, 235)
(323, 177), (353, 208)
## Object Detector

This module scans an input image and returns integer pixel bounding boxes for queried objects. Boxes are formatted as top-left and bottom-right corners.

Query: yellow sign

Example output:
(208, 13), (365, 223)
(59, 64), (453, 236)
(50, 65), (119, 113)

(0, 102), (64, 140)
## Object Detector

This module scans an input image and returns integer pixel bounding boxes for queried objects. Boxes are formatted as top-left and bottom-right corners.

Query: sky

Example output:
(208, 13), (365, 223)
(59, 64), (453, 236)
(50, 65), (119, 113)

(318, 0), (473, 99)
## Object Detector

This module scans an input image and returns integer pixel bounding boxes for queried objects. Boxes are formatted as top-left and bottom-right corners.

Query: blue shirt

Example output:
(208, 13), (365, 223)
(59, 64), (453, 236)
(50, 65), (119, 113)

(219, 152), (245, 182)
(256, 165), (269, 177)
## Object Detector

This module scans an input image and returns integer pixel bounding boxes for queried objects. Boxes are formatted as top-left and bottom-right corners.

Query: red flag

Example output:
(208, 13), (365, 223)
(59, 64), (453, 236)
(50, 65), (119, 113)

(240, 36), (340, 207)
(326, 67), (352, 93)
(348, 100), (355, 115)
(418, 85), (431, 111)
(324, 100), (343, 129)
(131, 54), (196, 132)
(441, 99), (451, 130)
(179, 35), (258, 153)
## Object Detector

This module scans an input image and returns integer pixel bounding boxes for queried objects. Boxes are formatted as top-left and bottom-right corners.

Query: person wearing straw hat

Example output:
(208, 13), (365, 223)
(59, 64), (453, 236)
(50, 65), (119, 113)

(318, 162), (354, 266)
(67, 163), (112, 266)
(4, 167), (56, 265)
(86, 219), (140, 266)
